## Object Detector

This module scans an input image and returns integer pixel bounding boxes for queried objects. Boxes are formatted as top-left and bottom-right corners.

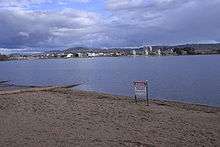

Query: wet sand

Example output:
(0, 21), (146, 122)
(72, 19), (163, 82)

(0, 88), (220, 147)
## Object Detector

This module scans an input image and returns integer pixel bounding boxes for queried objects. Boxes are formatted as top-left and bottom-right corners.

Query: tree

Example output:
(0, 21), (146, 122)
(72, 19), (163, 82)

(173, 48), (182, 55)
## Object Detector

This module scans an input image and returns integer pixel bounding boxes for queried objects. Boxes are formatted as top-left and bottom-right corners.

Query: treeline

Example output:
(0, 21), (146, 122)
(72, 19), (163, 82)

(173, 48), (196, 55)
(172, 47), (220, 55)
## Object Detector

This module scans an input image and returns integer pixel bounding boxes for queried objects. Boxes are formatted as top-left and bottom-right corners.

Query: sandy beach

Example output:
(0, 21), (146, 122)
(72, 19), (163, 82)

(0, 87), (220, 147)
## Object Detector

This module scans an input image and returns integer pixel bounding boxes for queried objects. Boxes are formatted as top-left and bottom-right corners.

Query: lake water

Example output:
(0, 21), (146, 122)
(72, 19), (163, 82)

(0, 55), (220, 106)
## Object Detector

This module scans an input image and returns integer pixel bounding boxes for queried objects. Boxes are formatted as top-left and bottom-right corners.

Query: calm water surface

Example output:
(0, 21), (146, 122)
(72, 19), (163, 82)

(0, 55), (220, 106)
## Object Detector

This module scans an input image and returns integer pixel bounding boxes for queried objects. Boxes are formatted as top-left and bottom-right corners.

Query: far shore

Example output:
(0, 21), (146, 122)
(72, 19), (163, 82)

(0, 54), (220, 62)
(0, 86), (219, 146)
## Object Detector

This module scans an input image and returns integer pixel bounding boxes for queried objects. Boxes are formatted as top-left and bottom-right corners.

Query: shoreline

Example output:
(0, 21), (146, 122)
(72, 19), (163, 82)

(0, 54), (219, 62)
(0, 87), (219, 146)
(1, 83), (219, 108)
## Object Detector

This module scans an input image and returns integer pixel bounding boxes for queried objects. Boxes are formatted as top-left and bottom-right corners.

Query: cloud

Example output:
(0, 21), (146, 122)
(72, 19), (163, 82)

(106, 0), (192, 12)
(104, 0), (220, 46)
(18, 32), (29, 37)
(0, 8), (103, 48)
(0, 0), (91, 10)
(0, 0), (220, 49)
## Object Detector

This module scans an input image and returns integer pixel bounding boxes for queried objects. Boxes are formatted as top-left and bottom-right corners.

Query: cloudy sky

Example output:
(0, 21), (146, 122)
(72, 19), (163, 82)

(0, 0), (220, 50)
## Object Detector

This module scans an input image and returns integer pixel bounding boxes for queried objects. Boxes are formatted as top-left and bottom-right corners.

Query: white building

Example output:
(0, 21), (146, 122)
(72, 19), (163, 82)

(132, 50), (136, 56)
(77, 53), (83, 58)
(158, 49), (161, 56)
(145, 49), (149, 56)
(87, 52), (97, 57)
(66, 53), (74, 58)
(115, 52), (121, 56)
(149, 46), (153, 52)
(98, 53), (104, 56)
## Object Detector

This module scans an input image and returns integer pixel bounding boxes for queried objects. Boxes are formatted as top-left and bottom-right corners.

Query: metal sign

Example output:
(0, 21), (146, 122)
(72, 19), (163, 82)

(133, 80), (149, 105)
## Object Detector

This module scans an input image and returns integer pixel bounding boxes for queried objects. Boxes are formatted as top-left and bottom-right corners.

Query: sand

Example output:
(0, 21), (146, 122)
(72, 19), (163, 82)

(0, 88), (219, 147)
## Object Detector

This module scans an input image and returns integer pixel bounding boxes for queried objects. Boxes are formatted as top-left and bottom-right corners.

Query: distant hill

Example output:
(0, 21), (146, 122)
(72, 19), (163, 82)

(44, 43), (220, 54)
(64, 47), (91, 53)
(176, 43), (220, 50)
(153, 43), (220, 51)
(44, 50), (63, 54)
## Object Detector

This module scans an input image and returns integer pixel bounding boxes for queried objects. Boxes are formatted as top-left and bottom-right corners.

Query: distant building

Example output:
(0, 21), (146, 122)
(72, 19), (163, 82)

(87, 52), (97, 57)
(115, 52), (121, 56)
(149, 46), (153, 52)
(77, 53), (83, 58)
(145, 49), (149, 56)
(66, 53), (74, 58)
(132, 50), (136, 56)
(158, 49), (161, 56)
(98, 53), (104, 56)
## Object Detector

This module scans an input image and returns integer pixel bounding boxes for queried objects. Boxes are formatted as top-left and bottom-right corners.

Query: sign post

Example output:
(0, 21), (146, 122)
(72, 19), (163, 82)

(133, 80), (149, 105)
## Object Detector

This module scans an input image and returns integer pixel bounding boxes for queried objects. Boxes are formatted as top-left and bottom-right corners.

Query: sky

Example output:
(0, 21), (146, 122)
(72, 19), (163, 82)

(0, 0), (220, 51)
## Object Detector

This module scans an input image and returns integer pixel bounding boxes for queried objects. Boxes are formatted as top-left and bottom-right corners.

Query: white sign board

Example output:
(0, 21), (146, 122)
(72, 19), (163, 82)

(133, 80), (149, 105)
